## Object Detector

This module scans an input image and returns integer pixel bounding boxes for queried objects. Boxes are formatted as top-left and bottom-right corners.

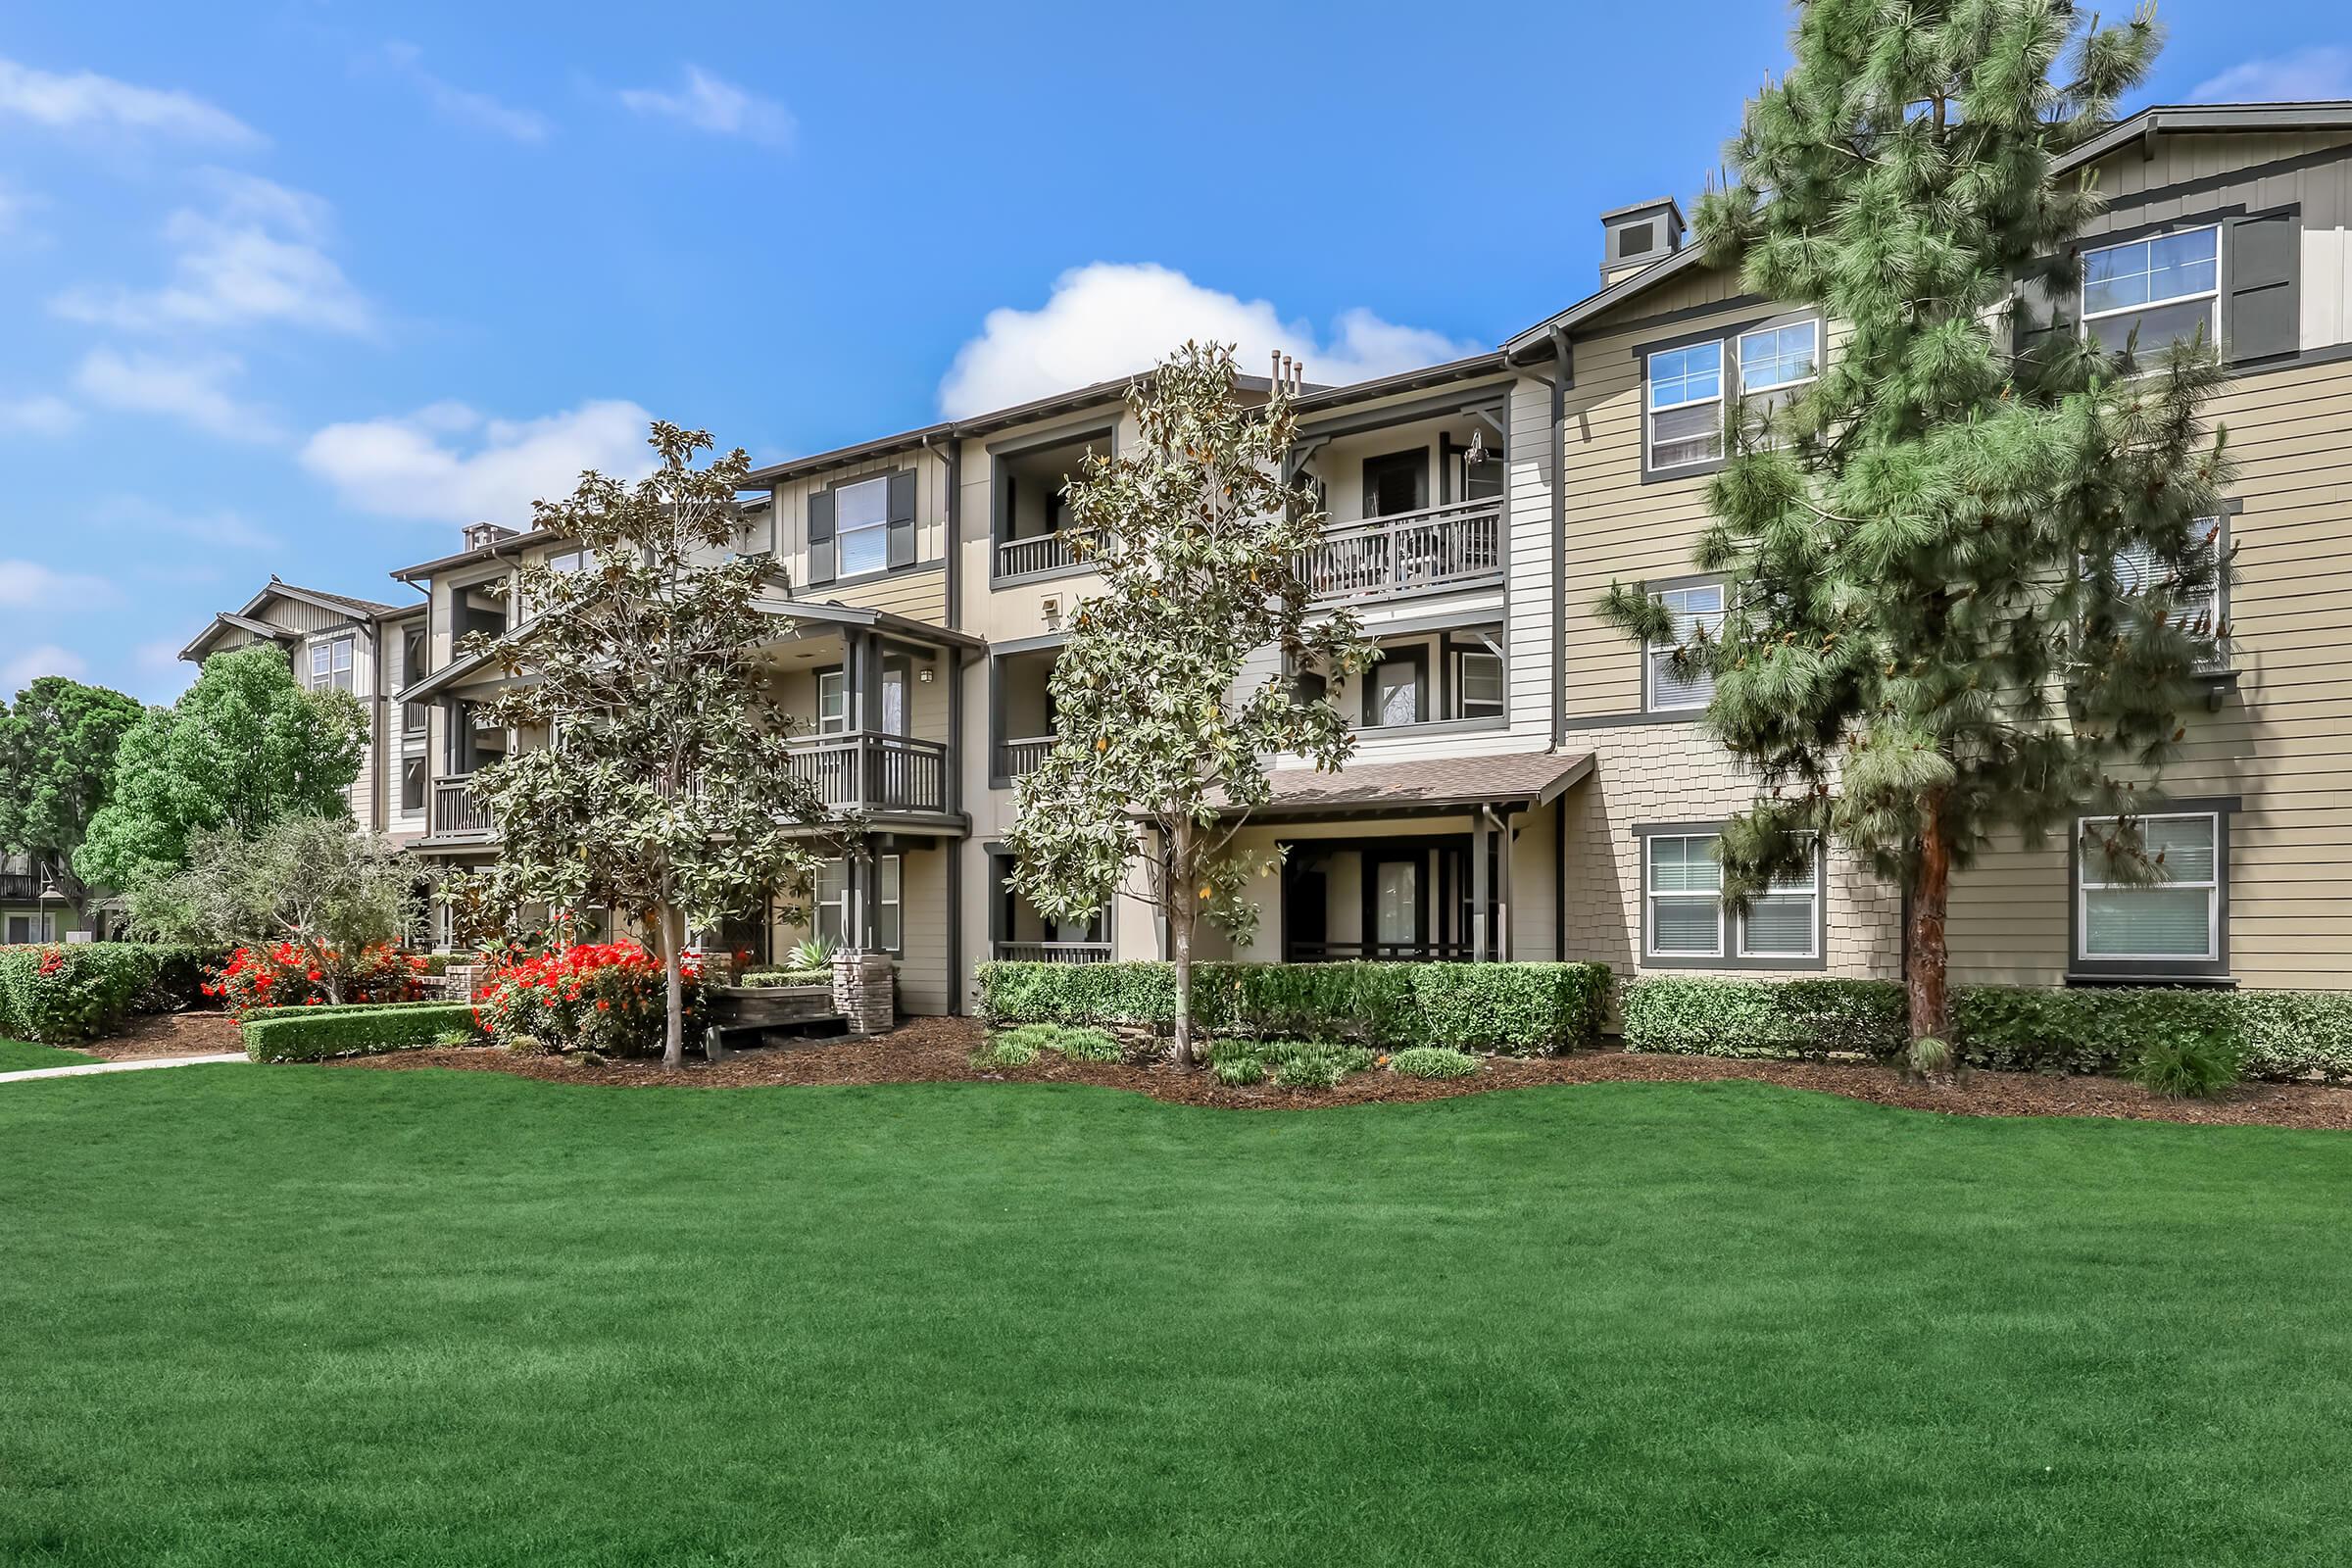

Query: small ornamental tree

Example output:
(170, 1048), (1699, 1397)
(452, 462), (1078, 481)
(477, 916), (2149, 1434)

(0, 675), (146, 925)
(76, 646), (367, 897)
(1005, 343), (1374, 1065)
(1601, 1), (2229, 1045)
(132, 816), (420, 1004)
(455, 421), (831, 1070)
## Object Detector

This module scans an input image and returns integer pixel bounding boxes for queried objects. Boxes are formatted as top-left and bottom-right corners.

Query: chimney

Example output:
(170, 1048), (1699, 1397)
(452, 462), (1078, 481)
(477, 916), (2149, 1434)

(462, 520), (520, 552)
(1599, 197), (1685, 287)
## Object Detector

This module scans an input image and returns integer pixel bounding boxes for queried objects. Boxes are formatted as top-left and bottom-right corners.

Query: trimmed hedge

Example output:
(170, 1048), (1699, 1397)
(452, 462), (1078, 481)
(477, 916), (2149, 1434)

(0, 943), (220, 1045)
(976, 960), (1612, 1055)
(243, 1002), (482, 1063)
(1621, 975), (2352, 1084)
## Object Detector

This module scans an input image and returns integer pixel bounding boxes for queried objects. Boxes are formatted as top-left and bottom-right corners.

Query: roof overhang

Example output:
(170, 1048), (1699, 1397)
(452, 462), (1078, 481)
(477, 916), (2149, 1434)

(179, 612), (298, 664)
(1218, 749), (1594, 826)
(752, 595), (990, 659)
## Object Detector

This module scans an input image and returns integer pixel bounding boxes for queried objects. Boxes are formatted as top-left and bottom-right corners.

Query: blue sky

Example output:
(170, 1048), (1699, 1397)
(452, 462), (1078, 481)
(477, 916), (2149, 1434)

(2, 1), (2345, 703)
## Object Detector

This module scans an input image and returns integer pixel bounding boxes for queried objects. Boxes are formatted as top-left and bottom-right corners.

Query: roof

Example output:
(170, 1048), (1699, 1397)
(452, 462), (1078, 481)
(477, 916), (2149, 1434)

(178, 578), (419, 663)
(1227, 750), (1593, 824)
(1501, 99), (2352, 361)
(270, 578), (404, 618)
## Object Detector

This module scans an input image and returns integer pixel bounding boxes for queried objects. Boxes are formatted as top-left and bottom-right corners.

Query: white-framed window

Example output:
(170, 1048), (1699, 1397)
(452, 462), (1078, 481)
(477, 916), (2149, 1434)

(547, 547), (586, 574)
(2078, 812), (2221, 963)
(809, 854), (902, 952)
(874, 855), (903, 952)
(1737, 319), (1819, 416)
(834, 476), (891, 578)
(1454, 649), (1504, 720)
(1737, 842), (1822, 960)
(1646, 582), (1724, 712)
(1646, 341), (1724, 470)
(308, 635), (355, 693)
(812, 858), (850, 946)
(1645, 834), (1724, 957)
(2113, 516), (2227, 668)
(2082, 224), (2220, 356)
(816, 670), (848, 734)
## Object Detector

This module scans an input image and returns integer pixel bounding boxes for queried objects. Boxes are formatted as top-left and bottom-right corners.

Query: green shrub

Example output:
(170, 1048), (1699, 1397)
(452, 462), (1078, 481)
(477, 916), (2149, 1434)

(984, 1022), (1125, 1063)
(2127, 1031), (2243, 1099)
(433, 1028), (476, 1048)
(1621, 976), (1907, 1060)
(1272, 1052), (1343, 1089)
(970, 1032), (1041, 1069)
(979, 960), (1611, 1054)
(737, 967), (831, 989)
(1211, 1054), (1265, 1086)
(242, 1002), (480, 1063)
(1260, 1041), (1375, 1089)
(0, 943), (221, 1045)
(2235, 992), (2352, 1084)
(1390, 1047), (1480, 1080)
(504, 1033), (556, 1057)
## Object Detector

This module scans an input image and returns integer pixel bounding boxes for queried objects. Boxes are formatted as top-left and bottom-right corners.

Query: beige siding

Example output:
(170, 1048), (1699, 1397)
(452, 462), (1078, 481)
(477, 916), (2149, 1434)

(826, 564), (947, 622)
(768, 446), (952, 595)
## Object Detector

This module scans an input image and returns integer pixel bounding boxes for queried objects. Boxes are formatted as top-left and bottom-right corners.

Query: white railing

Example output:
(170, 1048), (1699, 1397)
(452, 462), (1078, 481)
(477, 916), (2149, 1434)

(1303, 497), (1505, 604)
(786, 732), (953, 813)
(996, 530), (1085, 579)
(992, 941), (1113, 965)
(997, 735), (1054, 779)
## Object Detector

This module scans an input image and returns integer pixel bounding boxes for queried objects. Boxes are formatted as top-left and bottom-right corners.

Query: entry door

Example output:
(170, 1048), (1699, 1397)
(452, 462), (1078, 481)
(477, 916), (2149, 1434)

(880, 659), (909, 736)
(1371, 855), (1421, 957)
(1362, 450), (1429, 517)
(1284, 856), (1329, 961)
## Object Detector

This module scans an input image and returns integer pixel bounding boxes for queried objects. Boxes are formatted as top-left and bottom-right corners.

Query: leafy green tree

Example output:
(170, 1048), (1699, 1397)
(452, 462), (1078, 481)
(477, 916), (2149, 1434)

(131, 818), (419, 1003)
(1005, 343), (1374, 1066)
(75, 646), (368, 897)
(1601, 0), (2229, 1045)
(456, 421), (831, 1069)
(0, 675), (146, 925)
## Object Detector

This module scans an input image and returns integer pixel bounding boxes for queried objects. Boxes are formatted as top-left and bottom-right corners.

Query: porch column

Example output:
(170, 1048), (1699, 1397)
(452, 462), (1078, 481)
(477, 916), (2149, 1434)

(1495, 809), (1515, 961)
(1472, 812), (1491, 962)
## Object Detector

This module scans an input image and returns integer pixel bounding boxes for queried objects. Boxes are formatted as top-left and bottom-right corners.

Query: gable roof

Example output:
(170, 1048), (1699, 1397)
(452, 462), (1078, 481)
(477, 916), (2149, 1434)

(178, 578), (420, 663)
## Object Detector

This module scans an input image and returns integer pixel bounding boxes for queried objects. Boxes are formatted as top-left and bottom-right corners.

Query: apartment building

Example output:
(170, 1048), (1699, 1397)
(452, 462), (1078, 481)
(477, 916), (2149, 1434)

(188, 98), (2351, 1016)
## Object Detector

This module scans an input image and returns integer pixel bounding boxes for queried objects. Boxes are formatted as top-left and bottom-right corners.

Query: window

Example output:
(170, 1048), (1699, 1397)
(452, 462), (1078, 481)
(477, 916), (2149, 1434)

(401, 630), (428, 733)
(1737, 320), (1819, 416)
(1362, 450), (1430, 517)
(1737, 846), (1822, 960)
(1646, 582), (1723, 712)
(1454, 649), (1504, 720)
(2079, 813), (2221, 963)
(2082, 225), (2219, 356)
(812, 858), (850, 946)
(874, 855), (903, 952)
(1646, 835), (1724, 957)
(547, 548), (586, 573)
(816, 670), (848, 734)
(6, 913), (35, 945)
(810, 855), (901, 952)
(1646, 341), (1724, 470)
(1364, 650), (1425, 727)
(308, 635), (354, 693)
(2113, 517), (2227, 669)
(834, 476), (890, 578)
(400, 756), (426, 814)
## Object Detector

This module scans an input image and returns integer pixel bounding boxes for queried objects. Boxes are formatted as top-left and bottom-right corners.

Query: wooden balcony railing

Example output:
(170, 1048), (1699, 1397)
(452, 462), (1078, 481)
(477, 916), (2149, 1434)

(432, 777), (496, 838)
(996, 735), (1054, 780)
(787, 732), (952, 814)
(1302, 498), (1505, 604)
(995, 530), (1085, 580)
(991, 941), (1113, 965)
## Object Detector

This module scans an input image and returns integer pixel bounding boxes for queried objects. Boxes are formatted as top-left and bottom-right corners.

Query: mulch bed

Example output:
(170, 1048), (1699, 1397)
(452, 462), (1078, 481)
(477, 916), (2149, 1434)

(79, 1010), (243, 1061)
(338, 1015), (2352, 1130)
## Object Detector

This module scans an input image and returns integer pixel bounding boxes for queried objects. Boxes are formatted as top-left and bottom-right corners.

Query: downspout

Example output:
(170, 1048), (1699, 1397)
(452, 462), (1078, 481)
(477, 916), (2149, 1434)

(931, 430), (969, 1014)
(1546, 326), (1571, 754)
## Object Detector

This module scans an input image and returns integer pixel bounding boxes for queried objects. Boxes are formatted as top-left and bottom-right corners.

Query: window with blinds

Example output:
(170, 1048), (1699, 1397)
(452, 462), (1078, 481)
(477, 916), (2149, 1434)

(2078, 813), (2221, 962)
(1645, 834), (1724, 957)
(1646, 582), (1724, 712)
(2112, 518), (2227, 669)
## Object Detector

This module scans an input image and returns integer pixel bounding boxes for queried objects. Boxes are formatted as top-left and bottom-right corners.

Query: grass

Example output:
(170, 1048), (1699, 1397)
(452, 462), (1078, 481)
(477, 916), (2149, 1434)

(4, 1069), (2351, 1566)
(0, 1039), (99, 1074)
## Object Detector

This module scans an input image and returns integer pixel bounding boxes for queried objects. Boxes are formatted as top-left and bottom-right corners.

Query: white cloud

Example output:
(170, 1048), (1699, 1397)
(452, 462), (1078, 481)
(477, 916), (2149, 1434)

(300, 400), (655, 523)
(937, 263), (1486, 418)
(0, 395), (79, 436)
(374, 41), (550, 143)
(0, 562), (115, 611)
(96, 495), (279, 550)
(74, 348), (279, 441)
(0, 55), (260, 144)
(619, 67), (794, 147)
(2191, 48), (2352, 103)
(51, 171), (371, 335)
(0, 645), (90, 690)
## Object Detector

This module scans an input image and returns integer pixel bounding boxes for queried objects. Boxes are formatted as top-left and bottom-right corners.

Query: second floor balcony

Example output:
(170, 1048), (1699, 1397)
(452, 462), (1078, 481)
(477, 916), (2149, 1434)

(1301, 497), (1503, 605)
(786, 731), (953, 816)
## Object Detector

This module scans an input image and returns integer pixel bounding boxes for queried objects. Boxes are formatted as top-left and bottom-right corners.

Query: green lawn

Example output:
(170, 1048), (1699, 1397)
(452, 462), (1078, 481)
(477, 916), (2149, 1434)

(0, 1039), (99, 1074)
(5, 1069), (2350, 1566)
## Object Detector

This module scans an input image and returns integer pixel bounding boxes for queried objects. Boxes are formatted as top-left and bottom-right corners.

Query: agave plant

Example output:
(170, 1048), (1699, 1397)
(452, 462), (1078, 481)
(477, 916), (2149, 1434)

(786, 936), (837, 971)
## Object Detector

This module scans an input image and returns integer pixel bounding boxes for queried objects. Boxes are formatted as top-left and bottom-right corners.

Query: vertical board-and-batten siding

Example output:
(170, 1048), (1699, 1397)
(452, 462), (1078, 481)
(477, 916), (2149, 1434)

(768, 447), (950, 598)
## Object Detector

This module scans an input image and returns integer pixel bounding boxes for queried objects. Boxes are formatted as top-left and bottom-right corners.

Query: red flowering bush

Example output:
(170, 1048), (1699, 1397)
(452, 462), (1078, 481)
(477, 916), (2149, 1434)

(205, 942), (427, 1018)
(472, 942), (703, 1057)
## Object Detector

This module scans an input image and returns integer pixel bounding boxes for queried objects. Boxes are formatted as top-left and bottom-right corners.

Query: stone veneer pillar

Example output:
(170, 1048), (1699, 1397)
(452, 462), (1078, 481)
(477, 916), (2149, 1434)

(831, 950), (896, 1036)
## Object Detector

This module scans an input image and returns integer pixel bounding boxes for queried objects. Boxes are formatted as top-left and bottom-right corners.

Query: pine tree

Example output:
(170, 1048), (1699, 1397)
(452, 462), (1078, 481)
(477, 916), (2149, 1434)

(1602, 1), (2230, 1047)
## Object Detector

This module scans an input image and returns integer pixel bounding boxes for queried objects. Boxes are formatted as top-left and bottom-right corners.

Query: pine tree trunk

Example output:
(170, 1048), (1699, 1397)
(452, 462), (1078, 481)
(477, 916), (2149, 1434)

(1907, 795), (1953, 1045)
(661, 906), (686, 1071)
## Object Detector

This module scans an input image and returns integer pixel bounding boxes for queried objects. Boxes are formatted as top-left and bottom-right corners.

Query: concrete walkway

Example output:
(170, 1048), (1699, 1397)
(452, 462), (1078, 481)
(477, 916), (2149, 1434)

(1, 1052), (248, 1084)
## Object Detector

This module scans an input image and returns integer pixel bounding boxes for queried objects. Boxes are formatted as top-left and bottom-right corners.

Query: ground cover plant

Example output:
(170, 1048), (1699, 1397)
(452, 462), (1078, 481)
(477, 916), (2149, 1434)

(4, 1068), (2351, 1565)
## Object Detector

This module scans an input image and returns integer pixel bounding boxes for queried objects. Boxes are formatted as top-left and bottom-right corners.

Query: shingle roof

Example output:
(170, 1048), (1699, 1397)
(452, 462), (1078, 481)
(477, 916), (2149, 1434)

(1223, 750), (1594, 822)
(271, 580), (404, 617)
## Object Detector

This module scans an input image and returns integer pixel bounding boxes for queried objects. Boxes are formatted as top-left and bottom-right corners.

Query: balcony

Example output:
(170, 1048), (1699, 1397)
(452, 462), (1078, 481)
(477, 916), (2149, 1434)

(1303, 498), (1504, 605)
(787, 732), (953, 816)
(431, 777), (496, 839)
(996, 530), (1084, 581)
(996, 735), (1054, 780)
(991, 941), (1113, 965)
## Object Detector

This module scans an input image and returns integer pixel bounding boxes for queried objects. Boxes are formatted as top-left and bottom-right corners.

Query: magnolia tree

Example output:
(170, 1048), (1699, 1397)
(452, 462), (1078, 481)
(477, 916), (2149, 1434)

(132, 816), (418, 1003)
(1005, 343), (1373, 1065)
(0, 675), (145, 926)
(77, 646), (367, 898)
(1601, 0), (2229, 1048)
(456, 421), (832, 1069)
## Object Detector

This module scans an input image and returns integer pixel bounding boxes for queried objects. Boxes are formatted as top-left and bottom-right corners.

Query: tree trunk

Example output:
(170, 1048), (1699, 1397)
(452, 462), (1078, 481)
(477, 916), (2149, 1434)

(661, 905), (686, 1071)
(1170, 897), (1197, 1068)
(1907, 793), (1953, 1045)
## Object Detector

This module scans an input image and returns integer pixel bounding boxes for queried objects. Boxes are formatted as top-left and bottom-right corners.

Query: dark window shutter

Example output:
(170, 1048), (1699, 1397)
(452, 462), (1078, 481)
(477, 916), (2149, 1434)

(807, 488), (835, 586)
(886, 468), (918, 569)
(2226, 211), (2300, 364)
(2012, 256), (2079, 361)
